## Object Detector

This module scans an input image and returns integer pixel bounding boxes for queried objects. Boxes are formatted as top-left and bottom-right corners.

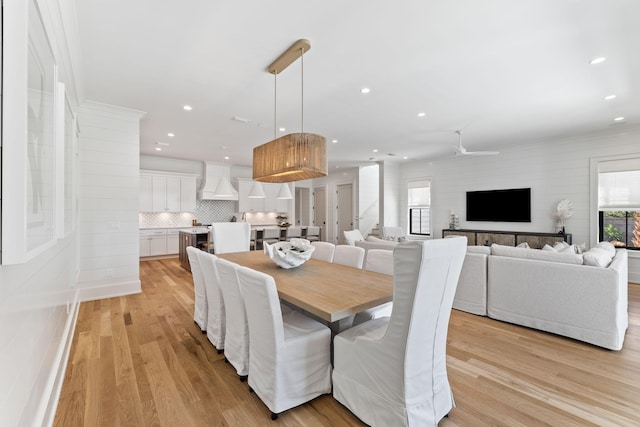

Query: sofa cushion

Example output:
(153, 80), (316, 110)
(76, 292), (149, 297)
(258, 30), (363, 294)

(467, 245), (491, 255)
(491, 244), (583, 265)
(583, 247), (614, 267)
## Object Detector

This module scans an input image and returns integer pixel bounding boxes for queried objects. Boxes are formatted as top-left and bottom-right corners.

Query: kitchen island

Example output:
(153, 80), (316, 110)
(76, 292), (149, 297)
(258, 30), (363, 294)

(179, 229), (210, 272)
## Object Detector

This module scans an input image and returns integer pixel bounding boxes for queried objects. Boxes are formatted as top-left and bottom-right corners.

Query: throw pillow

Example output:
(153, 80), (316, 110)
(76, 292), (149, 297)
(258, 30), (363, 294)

(560, 244), (578, 254)
(583, 247), (614, 267)
(541, 244), (557, 252)
(491, 244), (583, 265)
(593, 241), (616, 257)
(516, 242), (530, 248)
(554, 241), (570, 250)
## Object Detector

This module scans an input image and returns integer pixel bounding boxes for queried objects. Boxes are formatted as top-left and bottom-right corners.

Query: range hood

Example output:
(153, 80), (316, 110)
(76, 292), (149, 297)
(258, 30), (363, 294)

(199, 162), (239, 200)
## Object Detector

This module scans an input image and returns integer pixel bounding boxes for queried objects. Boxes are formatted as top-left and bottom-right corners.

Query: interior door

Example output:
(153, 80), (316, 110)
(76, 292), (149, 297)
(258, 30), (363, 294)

(313, 186), (327, 240)
(336, 183), (353, 245)
(295, 187), (311, 226)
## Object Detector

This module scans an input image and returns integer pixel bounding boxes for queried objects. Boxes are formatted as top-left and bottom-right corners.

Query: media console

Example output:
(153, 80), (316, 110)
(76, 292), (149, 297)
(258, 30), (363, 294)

(442, 229), (571, 249)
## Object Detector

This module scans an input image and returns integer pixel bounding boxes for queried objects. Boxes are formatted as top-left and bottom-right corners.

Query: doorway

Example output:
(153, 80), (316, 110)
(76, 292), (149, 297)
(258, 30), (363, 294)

(295, 187), (310, 226)
(313, 186), (327, 241)
(336, 183), (354, 244)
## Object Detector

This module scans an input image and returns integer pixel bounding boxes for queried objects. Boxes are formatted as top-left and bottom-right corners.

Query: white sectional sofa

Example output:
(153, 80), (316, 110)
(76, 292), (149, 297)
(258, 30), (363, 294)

(452, 242), (629, 350)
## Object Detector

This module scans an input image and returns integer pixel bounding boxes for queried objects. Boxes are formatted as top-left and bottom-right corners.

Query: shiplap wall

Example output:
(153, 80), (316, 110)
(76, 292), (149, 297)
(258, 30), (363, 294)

(76, 102), (144, 300)
(399, 125), (640, 282)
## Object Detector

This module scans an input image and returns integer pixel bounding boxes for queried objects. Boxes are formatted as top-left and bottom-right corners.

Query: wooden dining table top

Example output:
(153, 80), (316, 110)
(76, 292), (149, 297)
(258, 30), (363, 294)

(216, 250), (393, 324)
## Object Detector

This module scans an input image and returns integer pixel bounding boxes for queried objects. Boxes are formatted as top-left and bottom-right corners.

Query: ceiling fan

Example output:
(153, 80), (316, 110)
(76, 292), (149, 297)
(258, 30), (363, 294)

(454, 130), (499, 156)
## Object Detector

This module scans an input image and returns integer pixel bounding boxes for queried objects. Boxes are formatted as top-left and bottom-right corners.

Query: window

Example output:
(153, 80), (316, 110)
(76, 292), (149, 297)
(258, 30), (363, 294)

(597, 160), (640, 250)
(408, 179), (430, 236)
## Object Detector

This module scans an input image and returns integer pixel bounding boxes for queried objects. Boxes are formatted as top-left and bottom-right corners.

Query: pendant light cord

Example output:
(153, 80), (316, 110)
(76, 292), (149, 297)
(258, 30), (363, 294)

(274, 71), (278, 139)
(301, 47), (304, 134)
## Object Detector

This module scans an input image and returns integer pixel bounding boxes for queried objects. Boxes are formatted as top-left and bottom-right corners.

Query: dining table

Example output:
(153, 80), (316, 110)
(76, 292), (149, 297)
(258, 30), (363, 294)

(216, 250), (393, 333)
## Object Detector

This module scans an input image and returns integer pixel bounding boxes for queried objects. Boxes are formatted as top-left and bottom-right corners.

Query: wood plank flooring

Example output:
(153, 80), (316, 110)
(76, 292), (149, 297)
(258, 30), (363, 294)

(54, 258), (640, 426)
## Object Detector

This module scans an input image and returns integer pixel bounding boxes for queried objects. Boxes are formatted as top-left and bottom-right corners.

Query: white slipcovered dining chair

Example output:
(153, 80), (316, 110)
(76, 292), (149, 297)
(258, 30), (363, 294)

(210, 222), (251, 254)
(197, 250), (225, 353)
(236, 266), (332, 420)
(343, 229), (365, 245)
(353, 249), (394, 326)
(310, 241), (335, 262)
(332, 237), (467, 426)
(186, 246), (208, 333)
(215, 258), (249, 381)
(333, 245), (365, 269)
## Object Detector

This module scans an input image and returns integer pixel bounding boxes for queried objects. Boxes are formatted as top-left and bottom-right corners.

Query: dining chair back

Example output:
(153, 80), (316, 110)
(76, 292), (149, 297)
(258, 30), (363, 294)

(353, 249), (395, 326)
(186, 246), (208, 332)
(215, 258), (249, 379)
(262, 228), (281, 245)
(237, 266), (332, 419)
(305, 226), (321, 242)
(332, 237), (467, 426)
(364, 249), (394, 275)
(197, 251), (225, 352)
(333, 245), (365, 269)
(285, 226), (302, 240)
(210, 222), (251, 254)
(310, 241), (335, 262)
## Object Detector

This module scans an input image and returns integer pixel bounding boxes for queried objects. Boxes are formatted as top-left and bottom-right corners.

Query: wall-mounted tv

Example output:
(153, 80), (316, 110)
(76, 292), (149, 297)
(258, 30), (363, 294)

(466, 188), (531, 222)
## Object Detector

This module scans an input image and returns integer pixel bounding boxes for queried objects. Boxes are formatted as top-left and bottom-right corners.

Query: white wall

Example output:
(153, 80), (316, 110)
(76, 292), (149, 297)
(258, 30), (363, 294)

(380, 161), (401, 228)
(1, 0), (83, 425)
(358, 164), (379, 236)
(76, 102), (144, 300)
(313, 167), (359, 243)
(399, 125), (640, 282)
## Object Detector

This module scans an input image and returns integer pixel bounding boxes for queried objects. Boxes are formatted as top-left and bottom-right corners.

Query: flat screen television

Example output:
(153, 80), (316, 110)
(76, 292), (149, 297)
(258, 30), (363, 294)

(466, 188), (531, 222)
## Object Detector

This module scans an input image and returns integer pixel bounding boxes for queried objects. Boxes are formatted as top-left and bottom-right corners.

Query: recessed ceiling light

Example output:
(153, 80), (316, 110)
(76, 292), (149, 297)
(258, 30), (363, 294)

(224, 156), (230, 160)
(183, 105), (192, 111)
(417, 112), (426, 117)
(372, 149), (378, 153)
(589, 57), (606, 65)
(360, 87), (371, 94)
(332, 139), (338, 144)
(167, 132), (175, 137)
(614, 116), (625, 121)
(155, 147), (162, 151)
(604, 94), (617, 100)
(403, 156), (408, 160)
(279, 127), (286, 132)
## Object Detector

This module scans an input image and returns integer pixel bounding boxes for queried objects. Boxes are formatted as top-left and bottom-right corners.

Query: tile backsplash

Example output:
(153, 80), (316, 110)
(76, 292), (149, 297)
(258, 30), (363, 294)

(139, 200), (237, 228)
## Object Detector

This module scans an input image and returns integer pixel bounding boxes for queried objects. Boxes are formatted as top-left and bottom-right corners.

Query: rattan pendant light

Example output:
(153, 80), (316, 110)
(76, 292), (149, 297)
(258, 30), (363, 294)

(253, 39), (327, 183)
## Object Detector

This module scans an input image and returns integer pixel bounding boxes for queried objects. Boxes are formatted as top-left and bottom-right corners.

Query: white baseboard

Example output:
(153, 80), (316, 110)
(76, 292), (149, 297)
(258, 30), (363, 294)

(39, 289), (81, 427)
(78, 279), (142, 302)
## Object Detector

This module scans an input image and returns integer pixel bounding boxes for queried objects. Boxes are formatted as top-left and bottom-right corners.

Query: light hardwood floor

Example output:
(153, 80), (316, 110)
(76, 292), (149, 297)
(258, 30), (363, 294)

(54, 258), (640, 426)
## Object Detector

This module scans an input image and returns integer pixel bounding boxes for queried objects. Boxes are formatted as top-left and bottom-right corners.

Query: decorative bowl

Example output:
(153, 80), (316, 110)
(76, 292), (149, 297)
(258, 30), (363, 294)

(264, 238), (315, 269)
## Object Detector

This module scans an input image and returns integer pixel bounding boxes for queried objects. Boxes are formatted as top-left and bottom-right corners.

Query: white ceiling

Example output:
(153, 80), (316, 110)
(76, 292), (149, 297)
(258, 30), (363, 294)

(76, 0), (640, 170)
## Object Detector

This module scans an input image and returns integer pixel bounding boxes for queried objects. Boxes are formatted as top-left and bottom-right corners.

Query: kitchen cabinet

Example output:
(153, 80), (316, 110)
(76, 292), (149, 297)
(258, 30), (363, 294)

(167, 229), (180, 254)
(140, 229), (168, 257)
(237, 179), (291, 213)
(140, 171), (197, 212)
(179, 230), (210, 271)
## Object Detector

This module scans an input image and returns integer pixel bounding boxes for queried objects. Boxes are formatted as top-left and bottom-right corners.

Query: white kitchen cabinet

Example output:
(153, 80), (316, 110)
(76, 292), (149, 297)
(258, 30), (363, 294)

(180, 177), (197, 212)
(264, 183), (290, 213)
(140, 174), (153, 211)
(238, 180), (265, 212)
(141, 171), (197, 212)
(166, 228), (180, 254)
(238, 179), (290, 213)
(140, 229), (168, 257)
